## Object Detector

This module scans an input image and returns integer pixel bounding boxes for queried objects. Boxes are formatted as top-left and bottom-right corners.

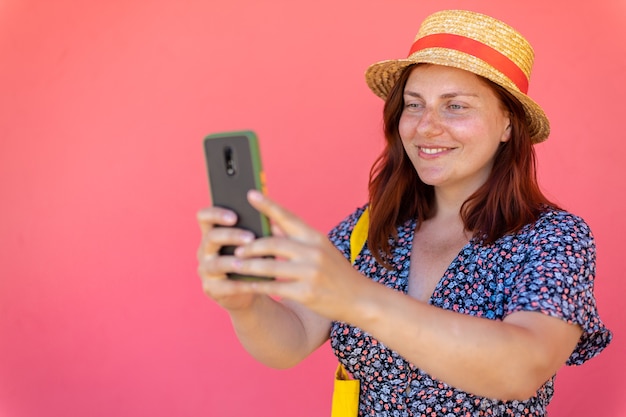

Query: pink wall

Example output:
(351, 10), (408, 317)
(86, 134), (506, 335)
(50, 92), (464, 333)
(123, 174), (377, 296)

(1, 1), (624, 416)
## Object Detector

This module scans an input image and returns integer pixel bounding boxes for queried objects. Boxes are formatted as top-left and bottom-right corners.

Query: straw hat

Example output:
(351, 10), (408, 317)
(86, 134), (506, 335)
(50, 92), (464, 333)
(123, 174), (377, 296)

(365, 10), (550, 143)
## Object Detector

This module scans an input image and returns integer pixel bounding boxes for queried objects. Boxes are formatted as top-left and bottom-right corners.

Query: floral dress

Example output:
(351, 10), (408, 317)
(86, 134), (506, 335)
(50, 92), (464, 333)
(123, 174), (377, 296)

(329, 206), (612, 417)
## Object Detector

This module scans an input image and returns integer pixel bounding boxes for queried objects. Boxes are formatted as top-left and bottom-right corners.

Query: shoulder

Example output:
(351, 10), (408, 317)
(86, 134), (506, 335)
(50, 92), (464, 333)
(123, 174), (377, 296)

(327, 204), (369, 258)
(490, 208), (596, 270)
(534, 208), (591, 231)
(502, 208), (597, 278)
(525, 208), (595, 249)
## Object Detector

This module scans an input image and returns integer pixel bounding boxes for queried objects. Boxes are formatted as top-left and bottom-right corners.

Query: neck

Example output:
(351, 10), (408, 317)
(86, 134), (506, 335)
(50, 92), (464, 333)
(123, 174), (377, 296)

(432, 187), (471, 220)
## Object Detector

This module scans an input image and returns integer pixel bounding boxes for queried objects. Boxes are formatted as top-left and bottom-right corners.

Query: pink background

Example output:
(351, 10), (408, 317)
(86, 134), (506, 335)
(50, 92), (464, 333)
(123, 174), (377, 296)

(1, 1), (624, 416)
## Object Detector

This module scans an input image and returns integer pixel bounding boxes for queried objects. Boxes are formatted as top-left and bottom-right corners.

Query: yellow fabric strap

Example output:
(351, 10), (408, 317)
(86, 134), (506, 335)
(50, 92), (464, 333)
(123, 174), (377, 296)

(332, 206), (369, 417)
(349, 207), (369, 264)
(331, 364), (360, 417)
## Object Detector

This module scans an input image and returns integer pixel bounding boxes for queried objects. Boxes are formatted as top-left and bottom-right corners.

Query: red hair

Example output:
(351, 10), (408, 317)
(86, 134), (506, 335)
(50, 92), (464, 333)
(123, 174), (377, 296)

(367, 64), (559, 266)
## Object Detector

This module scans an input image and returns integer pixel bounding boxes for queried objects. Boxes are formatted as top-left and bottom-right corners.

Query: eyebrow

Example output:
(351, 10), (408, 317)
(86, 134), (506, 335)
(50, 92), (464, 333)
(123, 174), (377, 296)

(403, 91), (479, 99)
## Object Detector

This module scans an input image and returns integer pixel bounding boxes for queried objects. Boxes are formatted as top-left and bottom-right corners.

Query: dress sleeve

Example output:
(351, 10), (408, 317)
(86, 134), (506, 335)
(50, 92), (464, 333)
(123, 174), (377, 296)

(326, 205), (367, 261)
(505, 211), (612, 365)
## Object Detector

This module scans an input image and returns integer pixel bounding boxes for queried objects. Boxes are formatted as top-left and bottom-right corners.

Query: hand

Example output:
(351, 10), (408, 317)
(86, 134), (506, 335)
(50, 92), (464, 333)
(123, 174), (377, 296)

(196, 205), (261, 311)
(227, 190), (367, 321)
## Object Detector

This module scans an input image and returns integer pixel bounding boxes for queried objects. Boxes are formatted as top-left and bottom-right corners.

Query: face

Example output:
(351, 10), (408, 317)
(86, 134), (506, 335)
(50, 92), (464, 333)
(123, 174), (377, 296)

(398, 64), (511, 195)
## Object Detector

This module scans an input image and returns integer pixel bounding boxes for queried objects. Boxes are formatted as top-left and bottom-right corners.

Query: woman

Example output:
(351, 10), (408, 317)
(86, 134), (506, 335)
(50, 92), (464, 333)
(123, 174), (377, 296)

(197, 10), (611, 416)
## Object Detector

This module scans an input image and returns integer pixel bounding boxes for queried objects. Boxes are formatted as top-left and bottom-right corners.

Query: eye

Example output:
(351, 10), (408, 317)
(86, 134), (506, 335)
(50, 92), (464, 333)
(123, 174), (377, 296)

(448, 103), (465, 110)
(404, 101), (424, 111)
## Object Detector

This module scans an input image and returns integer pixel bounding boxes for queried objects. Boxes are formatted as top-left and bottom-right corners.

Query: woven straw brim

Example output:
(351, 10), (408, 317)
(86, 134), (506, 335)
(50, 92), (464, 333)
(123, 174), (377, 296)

(365, 10), (550, 143)
(365, 52), (550, 144)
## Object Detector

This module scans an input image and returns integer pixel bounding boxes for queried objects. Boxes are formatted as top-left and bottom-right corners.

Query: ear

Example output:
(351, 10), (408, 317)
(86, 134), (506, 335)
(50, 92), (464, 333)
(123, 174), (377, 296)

(501, 115), (512, 143)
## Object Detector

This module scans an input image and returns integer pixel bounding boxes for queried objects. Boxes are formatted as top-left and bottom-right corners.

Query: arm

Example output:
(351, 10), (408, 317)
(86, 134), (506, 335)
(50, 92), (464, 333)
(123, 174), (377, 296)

(197, 206), (330, 368)
(345, 281), (582, 400)
(228, 296), (331, 368)
(228, 192), (587, 400)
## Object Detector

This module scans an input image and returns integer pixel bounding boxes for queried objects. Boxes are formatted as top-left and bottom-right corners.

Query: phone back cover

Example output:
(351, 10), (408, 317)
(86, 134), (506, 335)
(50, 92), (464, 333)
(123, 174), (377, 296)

(204, 133), (267, 241)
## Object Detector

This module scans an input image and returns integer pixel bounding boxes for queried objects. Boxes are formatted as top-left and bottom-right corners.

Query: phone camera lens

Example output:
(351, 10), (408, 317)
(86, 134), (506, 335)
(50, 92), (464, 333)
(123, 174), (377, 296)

(224, 146), (236, 176)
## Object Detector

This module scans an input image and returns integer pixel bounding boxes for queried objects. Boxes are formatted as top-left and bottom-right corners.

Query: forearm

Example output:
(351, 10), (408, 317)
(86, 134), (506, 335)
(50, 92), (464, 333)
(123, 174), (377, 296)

(346, 281), (579, 400)
(229, 295), (328, 369)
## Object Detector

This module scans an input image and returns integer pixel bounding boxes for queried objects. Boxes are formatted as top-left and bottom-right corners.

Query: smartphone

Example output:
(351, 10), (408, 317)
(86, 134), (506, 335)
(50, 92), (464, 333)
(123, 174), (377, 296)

(203, 130), (273, 280)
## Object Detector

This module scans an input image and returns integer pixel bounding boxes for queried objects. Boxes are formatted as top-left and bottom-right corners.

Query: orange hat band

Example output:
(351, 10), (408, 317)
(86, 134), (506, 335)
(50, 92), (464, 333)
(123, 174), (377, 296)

(408, 33), (529, 94)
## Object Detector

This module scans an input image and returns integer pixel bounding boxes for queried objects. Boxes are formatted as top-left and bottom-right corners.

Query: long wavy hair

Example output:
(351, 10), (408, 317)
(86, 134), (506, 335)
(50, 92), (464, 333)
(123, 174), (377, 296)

(367, 64), (559, 266)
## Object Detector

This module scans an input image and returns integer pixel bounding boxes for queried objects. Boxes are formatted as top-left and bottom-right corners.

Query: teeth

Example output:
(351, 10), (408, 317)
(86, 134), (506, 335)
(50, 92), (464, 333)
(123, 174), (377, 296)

(420, 147), (448, 155)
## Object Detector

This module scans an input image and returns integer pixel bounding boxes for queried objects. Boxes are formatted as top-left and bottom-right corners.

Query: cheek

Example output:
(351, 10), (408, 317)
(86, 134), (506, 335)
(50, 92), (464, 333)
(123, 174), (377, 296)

(396, 118), (414, 157)
(489, 108), (511, 142)
(398, 111), (414, 139)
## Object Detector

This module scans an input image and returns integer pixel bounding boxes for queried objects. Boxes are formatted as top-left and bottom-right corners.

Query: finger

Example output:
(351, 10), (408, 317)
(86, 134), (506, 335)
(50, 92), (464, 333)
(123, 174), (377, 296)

(197, 249), (229, 278)
(234, 235), (325, 266)
(197, 206), (238, 234)
(233, 275), (314, 306)
(271, 223), (286, 237)
(230, 248), (330, 284)
(199, 226), (256, 258)
(199, 267), (254, 299)
(247, 190), (321, 243)
(199, 255), (284, 300)
(198, 251), (249, 281)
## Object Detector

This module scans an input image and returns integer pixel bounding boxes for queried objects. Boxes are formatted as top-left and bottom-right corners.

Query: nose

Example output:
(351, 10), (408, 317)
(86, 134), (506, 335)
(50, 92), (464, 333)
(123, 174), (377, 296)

(415, 107), (443, 138)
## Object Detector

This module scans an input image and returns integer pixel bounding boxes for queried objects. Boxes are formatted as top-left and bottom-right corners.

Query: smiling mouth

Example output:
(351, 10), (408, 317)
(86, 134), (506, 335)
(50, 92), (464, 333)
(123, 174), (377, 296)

(419, 147), (451, 155)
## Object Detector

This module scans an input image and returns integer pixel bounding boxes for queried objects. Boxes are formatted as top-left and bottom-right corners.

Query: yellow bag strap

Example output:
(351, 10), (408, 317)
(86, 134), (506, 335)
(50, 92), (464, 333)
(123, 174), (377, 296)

(331, 207), (369, 417)
(335, 362), (352, 381)
(349, 207), (369, 264)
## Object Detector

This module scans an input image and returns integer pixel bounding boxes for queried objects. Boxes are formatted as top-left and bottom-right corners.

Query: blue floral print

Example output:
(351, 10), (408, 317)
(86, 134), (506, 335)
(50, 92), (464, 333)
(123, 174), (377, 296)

(329, 206), (612, 416)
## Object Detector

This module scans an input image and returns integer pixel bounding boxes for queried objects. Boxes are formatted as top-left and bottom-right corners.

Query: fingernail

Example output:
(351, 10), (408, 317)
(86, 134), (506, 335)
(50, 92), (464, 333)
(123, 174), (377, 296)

(241, 232), (255, 243)
(248, 190), (262, 201)
(223, 212), (237, 223)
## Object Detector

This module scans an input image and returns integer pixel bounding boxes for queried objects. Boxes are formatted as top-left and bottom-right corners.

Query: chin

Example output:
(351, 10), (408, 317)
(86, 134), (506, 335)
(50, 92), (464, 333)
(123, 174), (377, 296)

(416, 173), (445, 187)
